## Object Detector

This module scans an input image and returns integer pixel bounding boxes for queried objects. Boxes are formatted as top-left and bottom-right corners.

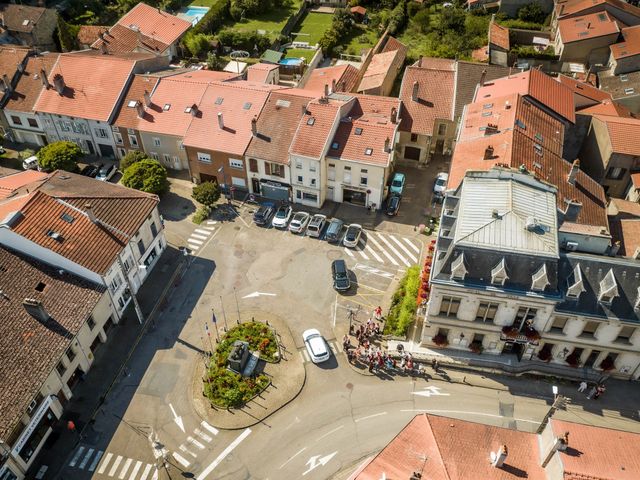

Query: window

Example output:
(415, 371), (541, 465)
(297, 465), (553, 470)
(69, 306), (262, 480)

(197, 152), (211, 163)
(616, 326), (635, 343)
(87, 316), (96, 330)
(475, 302), (498, 322)
(153, 137), (161, 147)
(28, 118), (38, 128)
(606, 166), (626, 180)
(534, 133), (543, 142)
(343, 169), (351, 184)
(364, 148), (373, 156)
(249, 158), (258, 173)
(11, 115), (22, 125)
(307, 117), (315, 125)
(624, 87), (635, 95)
(163, 103), (171, 111)
(243, 102), (252, 110)
(122, 256), (132, 273)
(533, 143), (543, 156)
(110, 274), (122, 292)
(410, 133), (418, 142)
(150, 222), (158, 238)
(439, 296), (461, 317)
(580, 321), (600, 338)
(483, 103), (493, 109)
(620, 74), (629, 82)
(127, 128), (136, 135)
(60, 213), (74, 224)
(360, 176), (368, 186)
(482, 111), (492, 117)
(150, 152), (159, 161)
(215, 97), (224, 105)
(95, 128), (108, 138)
(161, 153), (170, 164)
(310, 178), (316, 186)
(128, 135), (139, 148)
(309, 164), (316, 173)
(296, 160), (303, 169)
(178, 141), (185, 150)
(229, 158), (243, 169)
(331, 142), (340, 149)
(328, 163), (336, 181)
(66, 347), (76, 363)
(114, 132), (123, 145)
(438, 123), (447, 136)
(515, 119), (526, 129)
(515, 307), (537, 331)
(355, 127), (363, 135)
(302, 192), (318, 202)
(268, 163), (284, 177)
(297, 175), (303, 184)
(137, 239), (146, 256)
(56, 362), (66, 376)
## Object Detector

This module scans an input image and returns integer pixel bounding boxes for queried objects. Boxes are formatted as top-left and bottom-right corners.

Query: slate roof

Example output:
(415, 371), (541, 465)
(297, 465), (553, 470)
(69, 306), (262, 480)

(4, 52), (59, 113)
(245, 89), (316, 164)
(398, 64), (455, 135)
(598, 69), (640, 98)
(0, 245), (104, 439)
(0, 3), (50, 33)
(556, 252), (640, 322)
(453, 61), (510, 120)
(304, 64), (360, 94)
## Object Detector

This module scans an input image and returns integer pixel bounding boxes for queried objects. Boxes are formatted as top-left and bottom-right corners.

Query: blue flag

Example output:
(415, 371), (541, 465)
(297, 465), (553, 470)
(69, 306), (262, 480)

(212, 311), (217, 324)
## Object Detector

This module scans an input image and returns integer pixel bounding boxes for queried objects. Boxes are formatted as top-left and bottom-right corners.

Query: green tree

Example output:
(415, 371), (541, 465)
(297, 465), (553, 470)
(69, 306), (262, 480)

(36, 141), (82, 172)
(192, 181), (221, 207)
(183, 32), (211, 58)
(207, 51), (225, 71)
(120, 150), (148, 171)
(518, 2), (546, 24)
(57, 17), (79, 52)
(121, 160), (169, 195)
(438, 7), (466, 35)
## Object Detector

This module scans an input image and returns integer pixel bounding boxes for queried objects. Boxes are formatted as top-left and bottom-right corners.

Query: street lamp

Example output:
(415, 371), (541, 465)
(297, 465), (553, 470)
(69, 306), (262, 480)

(218, 165), (233, 201)
(536, 385), (568, 434)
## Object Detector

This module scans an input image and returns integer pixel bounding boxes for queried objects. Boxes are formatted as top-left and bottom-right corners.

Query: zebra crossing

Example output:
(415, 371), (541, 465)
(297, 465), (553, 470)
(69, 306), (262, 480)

(299, 340), (342, 363)
(187, 221), (217, 251)
(343, 232), (421, 268)
(172, 421), (218, 468)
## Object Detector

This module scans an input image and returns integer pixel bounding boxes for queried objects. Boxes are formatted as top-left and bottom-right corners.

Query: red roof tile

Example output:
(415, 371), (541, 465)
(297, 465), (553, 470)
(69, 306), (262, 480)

(381, 36), (407, 55)
(490, 22), (510, 50)
(0, 170), (47, 199)
(555, 0), (640, 20)
(304, 64), (360, 94)
(291, 98), (344, 158)
(557, 74), (613, 103)
(417, 57), (456, 70)
(358, 37), (407, 92)
(246, 63), (279, 83)
(399, 65), (455, 135)
(4, 53), (58, 113)
(579, 98), (635, 116)
(632, 172), (640, 187)
(115, 2), (190, 46)
(611, 24), (640, 59)
(112, 74), (160, 130)
(593, 114), (640, 154)
(0, 46), (29, 88)
(92, 23), (169, 54)
(351, 6), (366, 15)
(34, 53), (140, 122)
(476, 69), (576, 123)
(608, 198), (640, 256)
(77, 25), (107, 46)
(558, 11), (619, 43)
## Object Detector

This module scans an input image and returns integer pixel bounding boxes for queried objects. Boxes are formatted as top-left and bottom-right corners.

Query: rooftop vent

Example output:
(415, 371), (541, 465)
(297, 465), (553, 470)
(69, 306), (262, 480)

(490, 445), (508, 468)
(46, 230), (63, 242)
(483, 145), (494, 160)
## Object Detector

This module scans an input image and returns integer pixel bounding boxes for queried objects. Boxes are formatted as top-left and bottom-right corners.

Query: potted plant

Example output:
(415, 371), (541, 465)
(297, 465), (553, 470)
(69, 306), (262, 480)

(565, 352), (580, 367)
(599, 356), (615, 371)
(432, 334), (449, 347)
(524, 327), (541, 342)
(470, 342), (484, 354)
(502, 325), (518, 339)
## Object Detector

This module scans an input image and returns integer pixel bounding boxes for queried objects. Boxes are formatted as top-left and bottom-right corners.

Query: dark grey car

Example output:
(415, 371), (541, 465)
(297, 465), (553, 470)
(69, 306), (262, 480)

(325, 218), (344, 243)
(331, 259), (350, 291)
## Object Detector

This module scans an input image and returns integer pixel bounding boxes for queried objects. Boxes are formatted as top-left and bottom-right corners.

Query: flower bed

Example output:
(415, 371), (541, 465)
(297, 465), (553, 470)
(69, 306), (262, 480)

(384, 265), (421, 337)
(204, 322), (276, 408)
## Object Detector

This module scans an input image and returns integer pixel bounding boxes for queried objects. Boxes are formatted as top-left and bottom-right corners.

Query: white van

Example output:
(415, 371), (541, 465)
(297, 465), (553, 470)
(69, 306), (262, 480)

(22, 155), (38, 170)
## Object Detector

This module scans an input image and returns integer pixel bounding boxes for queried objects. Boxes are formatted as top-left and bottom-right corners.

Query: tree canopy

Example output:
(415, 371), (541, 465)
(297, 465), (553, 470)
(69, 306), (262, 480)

(121, 159), (169, 195)
(36, 141), (82, 172)
(192, 181), (221, 207)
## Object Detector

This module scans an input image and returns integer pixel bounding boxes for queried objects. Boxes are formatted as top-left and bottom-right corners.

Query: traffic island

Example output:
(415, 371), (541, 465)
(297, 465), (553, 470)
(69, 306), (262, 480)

(190, 310), (305, 430)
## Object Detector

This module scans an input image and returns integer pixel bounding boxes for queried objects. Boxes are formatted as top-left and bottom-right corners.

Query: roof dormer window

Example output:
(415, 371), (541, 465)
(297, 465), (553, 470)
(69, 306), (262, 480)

(450, 253), (467, 281)
(566, 264), (585, 299)
(531, 264), (549, 292)
(598, 268), (619, 304)
(634, 286), (640, 311)
(491, 258), (508, 286)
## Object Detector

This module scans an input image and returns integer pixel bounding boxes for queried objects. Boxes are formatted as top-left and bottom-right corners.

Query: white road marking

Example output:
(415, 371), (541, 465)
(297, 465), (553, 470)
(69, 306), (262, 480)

(118, 458), (132, 479)
(303, 451), (338, 476)
(412, 386), (450, 397)
(197, 428), (252, 480)
(399, 409), (539, 424)
(69, 446), (85, 467)
(187, 238), (204, 245)
(194, 228), (211, 235)
(316, 425), (344, 442)
(200, 421), (219, 436)
(366, 235), (399, 266)
(354, 412), (388, 423)
(151, 468), (159, 480)
(97, 452), (113, 474)
(128, 461), (142, 480)
(108, 455), (123, 477)
(194, 428), (213, 443)
(187, 436), (205, 449)
(279, 447), (307, 469)
(187, 243), (200, 250)
(79, 448), (94, 469)
(172, 452), (190, 467)
(389, 235), (418, 262)
(89, 450), (104, 472)
(190, 233), (208, 241)
(139, 464), (152, 480)
(354, 264), (395, 279)
(376, 234), (410, 266)
(203, 226), (216, 231)
(403, 237), (420, 253)
(206, 220), (217, 225)
(179, 445), (198, 458)
(364, 244), (384, 263)
(344, 248), (354, 258)
(332, 298), (338, 327)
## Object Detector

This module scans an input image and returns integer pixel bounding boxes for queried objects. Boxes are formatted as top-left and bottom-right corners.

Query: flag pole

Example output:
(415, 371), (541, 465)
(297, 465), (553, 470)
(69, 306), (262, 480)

(220, 296), (228, 332)
(211, 309), (220, 344)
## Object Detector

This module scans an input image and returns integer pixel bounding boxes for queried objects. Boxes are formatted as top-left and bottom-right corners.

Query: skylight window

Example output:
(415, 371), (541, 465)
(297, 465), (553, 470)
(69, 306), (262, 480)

(60, 213), (74, 224)
(481, 111), (492, 117)
(483, 103), (493, 109)
(534, 133), (543, 142)
(184, 106), (192, 113)
(331, 142), (339, 149)
(35, 282), (46, 292)
(276, 99), (291, 108)
(215, 97), (224, 105)
(534, 143), (543, 156)
(47, 230), (63, 242)
(163, 104), (171, 111)
(243, 102), (252, 110)
(625, 87), (635, 95)
(620, 74), (629, 82)
(307, 117), (315, 125)
(354, 127), (363, 135)
(127, 100), (137, 108)
(515, 119), (526, 129)
(364, 148), (373, 156)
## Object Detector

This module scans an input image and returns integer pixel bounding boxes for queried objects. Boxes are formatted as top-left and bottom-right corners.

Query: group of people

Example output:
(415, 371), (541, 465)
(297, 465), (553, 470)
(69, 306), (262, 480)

(578, 381), (606, 399)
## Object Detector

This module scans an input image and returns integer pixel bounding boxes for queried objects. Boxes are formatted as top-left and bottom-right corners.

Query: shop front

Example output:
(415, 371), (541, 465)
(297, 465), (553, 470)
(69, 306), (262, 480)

(259, 179), (291, 202)
(342, 185), (368, 207)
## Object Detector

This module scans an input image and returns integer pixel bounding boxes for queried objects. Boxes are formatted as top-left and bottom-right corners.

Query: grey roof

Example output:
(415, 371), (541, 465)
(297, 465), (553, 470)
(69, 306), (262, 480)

(556, 253), (640, 322)
(598, 69), (640, 99)
(454, 61), (510, 120)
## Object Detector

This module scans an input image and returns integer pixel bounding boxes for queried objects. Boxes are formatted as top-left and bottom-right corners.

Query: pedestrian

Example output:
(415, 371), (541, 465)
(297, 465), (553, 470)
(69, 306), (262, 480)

(431, 358), (436, 370)
(587, 386), (597, 399)
(434, 360), (439, 372)
(368, 360), (374, 373)
(594, 385), (606, 399)
(342, 334), (349, 345)
(375, 306), (382, 320)
(578, 381), (588, 393)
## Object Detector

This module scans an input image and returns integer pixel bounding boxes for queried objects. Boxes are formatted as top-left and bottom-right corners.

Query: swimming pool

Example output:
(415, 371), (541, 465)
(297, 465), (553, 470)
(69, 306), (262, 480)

(280, 58), (304, 66)
(178, 6), (209, 26)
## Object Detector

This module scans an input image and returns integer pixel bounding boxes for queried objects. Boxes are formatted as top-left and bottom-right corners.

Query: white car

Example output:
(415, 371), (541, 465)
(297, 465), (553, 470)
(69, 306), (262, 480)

(306, 214), (327, 237)
(289, 211), (310, 234)
(434, 172), (449, 195)
(343, 223), (362, 248)
(22, 155), (38, 170)
(96, 164), (117, 181)
(271, 204), (292, 229)
(302, 328), (330, 364)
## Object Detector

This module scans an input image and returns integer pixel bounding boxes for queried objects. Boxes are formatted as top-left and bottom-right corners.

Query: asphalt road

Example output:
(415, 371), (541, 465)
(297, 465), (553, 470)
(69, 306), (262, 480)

(59, 198), (640, 480)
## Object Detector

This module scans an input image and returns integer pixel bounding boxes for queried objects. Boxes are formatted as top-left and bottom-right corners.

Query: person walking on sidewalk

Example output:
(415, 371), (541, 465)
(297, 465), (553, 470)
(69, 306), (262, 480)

(578, 381), (588, 393)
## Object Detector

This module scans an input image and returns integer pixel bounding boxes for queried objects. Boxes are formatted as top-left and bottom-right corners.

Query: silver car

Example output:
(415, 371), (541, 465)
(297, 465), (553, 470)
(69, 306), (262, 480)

(289, 211), (310, 234)
(343, 224), (362, 248)
(302, 328), (330, 364)
(306, 214), (327, 237)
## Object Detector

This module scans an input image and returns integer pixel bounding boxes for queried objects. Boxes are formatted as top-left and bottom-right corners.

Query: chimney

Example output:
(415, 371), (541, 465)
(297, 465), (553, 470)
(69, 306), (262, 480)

(567, 159), (580, 185)
(17, 62), (25, 73)
(418, 55), (423, 67)
(490, 445), (508, 468)
(52, 73), (65, 95)
(609, 240), (621, 257)
(564, 198), (582, 222)
(99, 41), (108, 55)
(331, 78), (336, 94)
(135, 100), (145, 118)
(324, 83), (329, 98)
(251, 116), (257, 136)
(301, 104), (307, 116)
(484, 145), (494, 160)
(2, 73), (10, 92)
(190, 103), (199, 117)
(390, 106), (397, 123)
(23, 298), (51, 324)
(480, 69), (487, 87)
(143, 89), (152, 107)
(341, 80), (346, 92)
(217, 112), (224, 130)
(412, 81), (419, 102)
(84, 203), (97, 223)
(541, 434), (569, 468)
(587, 22), (591, 29)
(98, 30), (104, 40)
(384, 137), (391, 153)
(40, 68), (50, 88)
(0, 78), (7, 93)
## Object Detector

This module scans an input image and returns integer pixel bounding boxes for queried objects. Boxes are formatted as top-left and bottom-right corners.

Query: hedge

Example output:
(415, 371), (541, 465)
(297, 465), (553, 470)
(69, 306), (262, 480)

(384, 265), (420, 337)
(193, 0), (231, 35)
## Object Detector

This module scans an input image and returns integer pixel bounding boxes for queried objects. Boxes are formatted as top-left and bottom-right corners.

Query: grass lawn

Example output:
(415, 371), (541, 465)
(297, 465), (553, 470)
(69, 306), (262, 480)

(227, 0), (303, 39)
(284, 47), (316, 62)
(189, 0), (223, 6)
(290, 11), (334, 46)
(341, 24), (380, 56)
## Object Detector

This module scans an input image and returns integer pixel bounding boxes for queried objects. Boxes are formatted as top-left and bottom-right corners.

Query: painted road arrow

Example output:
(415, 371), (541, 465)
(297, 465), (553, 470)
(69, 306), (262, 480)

(412, 386), (450, 398)
(303, 451), (338, 476)
(169, 403), (185, 433)
(242, 291), (277, 299)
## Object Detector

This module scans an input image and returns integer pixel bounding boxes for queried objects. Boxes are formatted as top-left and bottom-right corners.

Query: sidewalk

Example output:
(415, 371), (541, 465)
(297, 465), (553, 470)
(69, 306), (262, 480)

(28, 246), (185, 480)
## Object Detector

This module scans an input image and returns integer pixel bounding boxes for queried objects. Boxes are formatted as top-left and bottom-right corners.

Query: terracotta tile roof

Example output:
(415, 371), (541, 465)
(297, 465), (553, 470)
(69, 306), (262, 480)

(610, 24), (640, 59)
(0, 46), (29, 87)
(592, 114), (640, 154)
(304, 64), (361, 93)
(558, 11), (620, 43)
(579, 98), (635, 116)
(472, 46), (489, 62)
(328, 94), (399, 167)
(454, 61), (510, 119)
(490, 22), (510, 50)
(77, 25), (107, 46)
(0, 3), (48, 33)
(0, 170), (47, 199)
(4, 52), (59, 113)
(245, 89), (316, 164)
(381, 36), (407, 54)
(358, 37), (406, 92)
(0, 245), (104, 439)
(0, 170), (159, 274)
(451, 95), (607, 229)
(92, 23), (169, 54)
(290, 98), (344, 158)
(115, 1), (191, 46)
(246, 63), (279, 83)
(608, 198), (640, 256)
(555, 0), (640, 20)
(354, 414), (547, 480)
(351, 6), (367, 15)
(557, 74), (613, 103)
(34, 53), (140, 122)
(476, 69), (576, 123)
(399, 65), (455, 135)
(632, 172), (640, 187)
(417, 57), (456, 70)
(112, 74), (160, 130)
(183, 81), (281, 155)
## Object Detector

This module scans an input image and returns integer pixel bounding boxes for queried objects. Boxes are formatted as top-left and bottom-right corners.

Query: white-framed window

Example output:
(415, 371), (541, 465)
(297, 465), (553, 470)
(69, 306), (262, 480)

(153, 137), (161, 147)
(129, 135), (139, 148)
(310, 178), (316, 187)
(360, 176), (368, 186)
(95, 128), (108, 138)
(439, 296), (461, 317)
(297, 175), (303, 184)
(309, 164), (316, 172)
(197, 152), (211, 163)
(295, 160), (303, 169)
(163, 153), (171, 164)
(127, 128), (136, 135)
(328, 163), (335, 181)
(150, 152), (159, 160)
(343, 167), (351, 184)
(110, 274), (122, 292)
(114, 132), (123, 145)
(118, 148), (126, 157)
(111, 125), (119, 133)
(229, 158), (244, 169)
